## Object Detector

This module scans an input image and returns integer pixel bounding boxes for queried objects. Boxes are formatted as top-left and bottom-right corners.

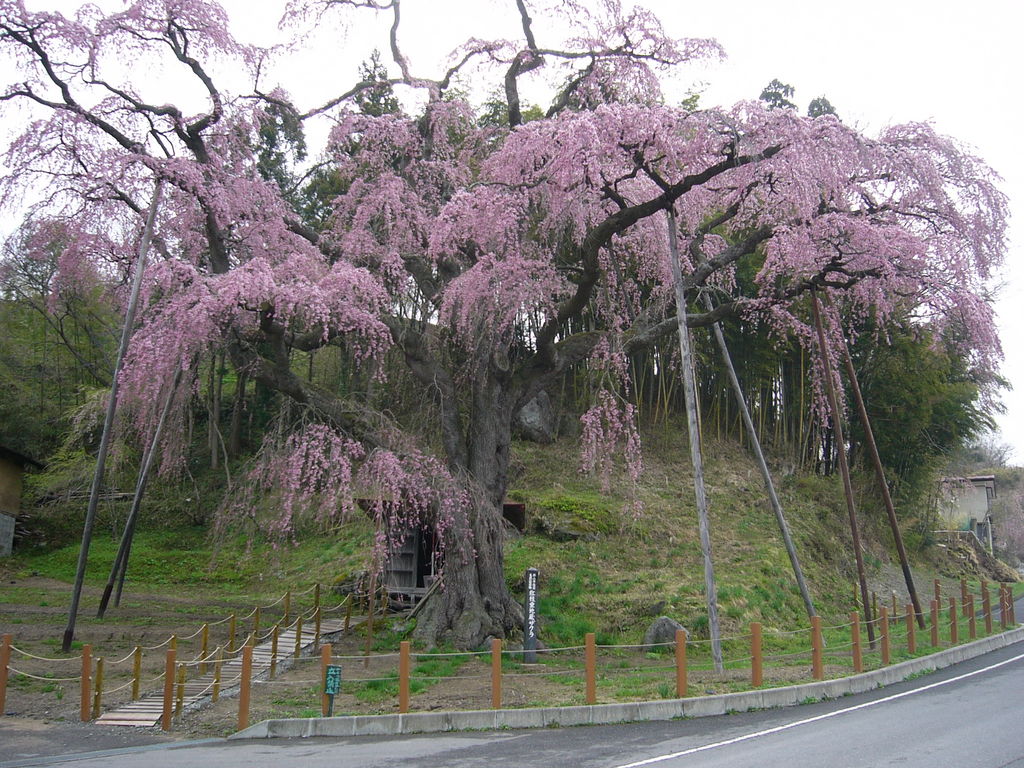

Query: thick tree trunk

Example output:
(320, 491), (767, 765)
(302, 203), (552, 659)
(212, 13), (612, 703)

(414, 368), (523, 648)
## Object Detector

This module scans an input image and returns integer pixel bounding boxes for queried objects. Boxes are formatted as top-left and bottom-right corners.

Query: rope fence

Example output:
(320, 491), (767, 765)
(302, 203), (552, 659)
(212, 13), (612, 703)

(1, 579), (1017, 731)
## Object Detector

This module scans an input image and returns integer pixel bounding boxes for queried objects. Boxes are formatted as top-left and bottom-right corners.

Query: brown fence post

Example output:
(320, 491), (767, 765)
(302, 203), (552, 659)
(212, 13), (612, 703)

(930, 600), (939, 648)
(983, 586), (992, 635)
(968, 595), (977, 640)
(398, 641), (410, 714)
(906, 605), (915, 654)
(294, 614), (303, 659)
(811, 616), (824, 680)
(252, 608), (261, 643)
(891, 591), (897, 618)
(880, 607), (890, 665)
(314, 583), (321, 611)
(211, 651), (222, 704)
(320, 644), (331, 717)
(283, 590), (291, 628)
(851, 612), (862, 674)
(270, 624), (279, 679)
(344, 598), (353, 633)
(161, 648), (175, 731)
(751, 623), (763, 687)
(238, 645), (253, 732)
(491, 638), (502, 709)
(675, 629), (687, 698)
(0, 634), (12, 717)
(934, 579), (941, 604)
(949, 597), (958, 644)
(199, 624), (209, 675)
(314, 607), (322, 646)
(585, 633), (597, 705)
(169, 634), (177, 652)
(174, 663), (185, 717)
(91, 657), (104, 720)
(80, 644), (92, 722)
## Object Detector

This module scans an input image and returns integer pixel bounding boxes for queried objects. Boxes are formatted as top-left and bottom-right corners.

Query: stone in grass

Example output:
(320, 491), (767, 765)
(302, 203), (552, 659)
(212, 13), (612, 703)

(643, 616), (686, 652)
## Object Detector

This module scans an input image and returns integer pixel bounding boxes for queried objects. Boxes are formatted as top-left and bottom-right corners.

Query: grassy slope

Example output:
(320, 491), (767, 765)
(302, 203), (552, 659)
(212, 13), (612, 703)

(4, 425), (1008, 649)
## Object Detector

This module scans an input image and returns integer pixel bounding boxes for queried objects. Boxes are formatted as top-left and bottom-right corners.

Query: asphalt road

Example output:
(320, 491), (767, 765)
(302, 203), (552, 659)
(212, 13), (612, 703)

(4, 641), (1023, 768)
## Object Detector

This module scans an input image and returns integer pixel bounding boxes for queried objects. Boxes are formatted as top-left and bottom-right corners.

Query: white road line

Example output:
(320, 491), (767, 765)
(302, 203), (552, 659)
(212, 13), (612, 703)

(609, 651), (1024, 768)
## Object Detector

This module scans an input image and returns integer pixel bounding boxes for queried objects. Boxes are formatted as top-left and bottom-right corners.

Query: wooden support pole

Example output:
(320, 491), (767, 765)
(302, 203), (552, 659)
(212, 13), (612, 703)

(0, 634), (11, 716)
(950, 597), (958, 644)
(491, 638), (502, 709)
(851, 613), (862, 674)
(811, 292), (873, 645)
(314, 583), (321, 611)
(751, 623), (763, 687)
(906, 605), (915, 654)
(238, 645), (253, 732)
(968, 595), (977, 639)
(320, 644), (331, 717)
(91, 657), (104, 720)
(252, 608), (260, 643)
(283, 590), (291, 628)
(930, 600), (939, 648)
(314, 607), (322, 646)
(585, 633), (597, 705)
(398, 641), (410, 714)
(675, 629), (687, 698)
(934, 579), (941, 604)
(161, 648), (175, 731)
(811, 616), (824, 680)
(270, 624), (279, 679)
(294, 614), (303, 659)
(891, 591), (897, 617)
(199, 624), (209, 675)
(344, 598), (353, 633)
(80, 644), (92, 722)
(880, 608), (890, 665)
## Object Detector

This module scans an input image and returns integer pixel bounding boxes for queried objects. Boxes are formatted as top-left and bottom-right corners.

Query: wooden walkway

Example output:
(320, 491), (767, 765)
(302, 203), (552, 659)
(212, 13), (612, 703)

(95, 618), (352, 727)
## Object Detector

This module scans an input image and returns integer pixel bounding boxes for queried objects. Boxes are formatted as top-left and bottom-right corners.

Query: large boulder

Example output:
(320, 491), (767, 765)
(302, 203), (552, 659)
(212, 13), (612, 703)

(514, 391), (555, 443)
(642, 616), (686, 652)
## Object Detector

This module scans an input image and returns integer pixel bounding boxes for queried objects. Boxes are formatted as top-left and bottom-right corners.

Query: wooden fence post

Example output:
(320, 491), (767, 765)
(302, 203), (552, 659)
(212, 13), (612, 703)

(270, 624), (279, 679)
(491, 638), (502, 709)
(906, 605), (915, 654)
(880, 607), (890, 665)
(161, 648), (175, 731)
(968, 595), (977, 640)
(174, 663), (185, 717)
(585, 633), (597, 705)
(80, 644), (92, 722)
(811, 616), (823, 680)
(0, 634), (12, 717)
(199, 624), (209, 675)
(283, 590), (291, 628)
(983, 586), (992, 635)
(237, 645), (253, 732)
(91, 657), (104, 719)
(850, 612), (862, 674)
(212, 648), (222, 703)
(949, 597), (958, 644)
(252, 608), (261, 643)
(320, 644), (331, 717)
(314, 583), (321, 611)
(930, 600), (939, 648)
(934, 579), (941, 604)
(675, 629), (687, 698)
(344, 598), (353, 633)
(314, 607), (322, 646)
(751, 623), (762, 687)
(294, 614), (303, 659)
(398, 641), (410, 714)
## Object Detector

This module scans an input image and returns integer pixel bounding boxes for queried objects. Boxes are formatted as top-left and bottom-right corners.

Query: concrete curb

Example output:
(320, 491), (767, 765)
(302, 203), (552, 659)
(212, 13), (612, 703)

(229, 625), (1024, 740)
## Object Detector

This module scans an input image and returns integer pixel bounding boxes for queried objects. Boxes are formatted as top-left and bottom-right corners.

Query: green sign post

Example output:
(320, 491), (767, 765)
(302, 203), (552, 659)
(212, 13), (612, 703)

(324, 664), (342, 716)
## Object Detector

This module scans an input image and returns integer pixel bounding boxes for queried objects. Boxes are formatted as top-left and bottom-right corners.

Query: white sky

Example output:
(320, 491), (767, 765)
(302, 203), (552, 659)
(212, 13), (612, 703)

(7, 0), (1024, 462)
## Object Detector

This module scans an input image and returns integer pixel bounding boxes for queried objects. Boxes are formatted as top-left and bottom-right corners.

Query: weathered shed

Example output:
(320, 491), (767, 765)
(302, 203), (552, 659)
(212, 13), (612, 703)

(0, 445), (42, 556)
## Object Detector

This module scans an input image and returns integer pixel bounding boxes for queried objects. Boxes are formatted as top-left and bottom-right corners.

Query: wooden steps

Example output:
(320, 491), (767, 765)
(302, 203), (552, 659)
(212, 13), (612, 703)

(95, 618), (354, 727)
